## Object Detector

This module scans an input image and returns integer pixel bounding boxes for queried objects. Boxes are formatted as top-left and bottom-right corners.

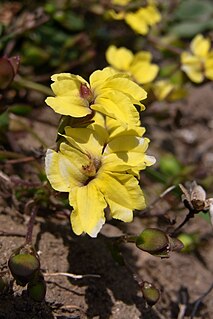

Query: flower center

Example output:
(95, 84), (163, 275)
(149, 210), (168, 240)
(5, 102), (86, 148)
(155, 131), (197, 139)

(80, 83), (94, 103)
(82, 156), (101, 181)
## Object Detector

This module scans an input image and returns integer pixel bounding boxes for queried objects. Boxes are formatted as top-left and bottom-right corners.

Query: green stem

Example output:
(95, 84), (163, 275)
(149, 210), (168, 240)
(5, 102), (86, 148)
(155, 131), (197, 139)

(0, 150), (25, 159)
(14, 75), (53, 96)
(148, 35), (183, 55)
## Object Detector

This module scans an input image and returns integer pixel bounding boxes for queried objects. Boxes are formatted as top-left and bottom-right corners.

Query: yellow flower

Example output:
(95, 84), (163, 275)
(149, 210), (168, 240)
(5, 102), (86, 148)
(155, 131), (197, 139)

(125, 5), (161, 35)
(45, 126), (155, 237)
(46, 67), (147, 128)
(107, 10), (125, 20)
(152, 80), (186, 102)
(106, 45), (159, 84)
(181, 34), (213, 83)
(152, 80), (174, 101)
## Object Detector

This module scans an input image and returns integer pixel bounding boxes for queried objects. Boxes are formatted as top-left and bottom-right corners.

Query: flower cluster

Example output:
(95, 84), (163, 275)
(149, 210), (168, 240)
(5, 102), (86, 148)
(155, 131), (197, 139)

(108, 3), (161, 35)
(106, 45), (159, 84)
(45, 67), (155, 237)
(181, 34), (213, 83)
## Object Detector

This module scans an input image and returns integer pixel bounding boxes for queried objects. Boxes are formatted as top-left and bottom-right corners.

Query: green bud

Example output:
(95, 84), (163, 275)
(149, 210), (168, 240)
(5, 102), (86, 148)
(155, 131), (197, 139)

(141, 281), (160, 306)
(8, 244), (40, 286)
(27, 273), (46, 302)
(136, 228), (169, 256)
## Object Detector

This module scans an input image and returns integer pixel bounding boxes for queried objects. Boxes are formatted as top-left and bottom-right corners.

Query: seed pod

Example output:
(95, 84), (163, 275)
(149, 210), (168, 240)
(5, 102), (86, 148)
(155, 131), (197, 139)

(136, 228), (169, 256)
(141, 281), (160, 306)
(27, 273), (46, 302)
(8, 244), (40, 286)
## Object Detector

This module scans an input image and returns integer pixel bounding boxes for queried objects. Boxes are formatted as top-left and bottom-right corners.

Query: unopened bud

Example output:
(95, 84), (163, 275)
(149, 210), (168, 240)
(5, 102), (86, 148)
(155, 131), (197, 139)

(8, 244), (40, 286)
(0, 56), (20, 90)
(141, 281), (160, 306)
(136, 228), (169, 257)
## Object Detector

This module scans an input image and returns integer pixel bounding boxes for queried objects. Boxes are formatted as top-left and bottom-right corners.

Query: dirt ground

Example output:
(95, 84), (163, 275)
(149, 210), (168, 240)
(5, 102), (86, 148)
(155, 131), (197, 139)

(0, 83), (213, 319)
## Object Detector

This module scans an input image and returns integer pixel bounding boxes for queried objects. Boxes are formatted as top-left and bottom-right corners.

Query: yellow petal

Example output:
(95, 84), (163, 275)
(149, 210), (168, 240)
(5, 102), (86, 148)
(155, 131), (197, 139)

(103, 137), (153, 171)
(106, 117), (146, 139)
(51, 73), (87, 84)
(89, 67), (118, 89)
(205, 52), (213, 80)
(45, 96), (91, 117)
(125, 11), (149, 35)
(45, 148), (87, 192)
(114, 173), (146, 210)
(153, 80), (174, 101)
(107, 9), (125, 20)
(133, 51), (152, 63)
(64, 126), (107, 156)
(130, 62), (159, 84)
(190, 34), (211, 58)
(70, 182), (106, 237)
(96, 172), (145, 214)
(50, 78), (82, 96)
(92, 90), (141, 127)
(106, 135), (149, 153)
(104, 75), (147, 103)
(106, 45), (134, 71)
(107, 200), (133, 222)
(181, 52), (203, 83)
(144, 5), (161, 25)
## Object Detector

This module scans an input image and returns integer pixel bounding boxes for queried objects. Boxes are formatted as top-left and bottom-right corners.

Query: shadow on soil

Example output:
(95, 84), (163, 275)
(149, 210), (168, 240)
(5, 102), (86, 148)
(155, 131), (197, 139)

(36, 218), (161, 319)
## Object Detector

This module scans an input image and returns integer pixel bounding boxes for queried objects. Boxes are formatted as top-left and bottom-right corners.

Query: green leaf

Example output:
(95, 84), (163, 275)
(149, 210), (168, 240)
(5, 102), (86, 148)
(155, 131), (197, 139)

(0, 111), (9, 129)
(169, 21), (209, 38)
(54, 11), (85, 31)
(9, 104), (32, 116)
(174, 0), (213, 21)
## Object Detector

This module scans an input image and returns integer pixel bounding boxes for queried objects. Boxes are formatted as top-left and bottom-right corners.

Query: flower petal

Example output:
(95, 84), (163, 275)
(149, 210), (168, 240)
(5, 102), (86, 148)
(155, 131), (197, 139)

(96, 172), (145, 215)
(64, 126), (107, 156)
(46, 96), (91, 117)
(106, 45), (134, 71)
(205, 52), (213, 80)
(130, 62), (159, 84)
(89, 67), (118, 89)
(92, 90), (141, 127)
(70, 182), (106, 237)
(106, 117), (146, 139)
(153, 80), (174, 101)
(181, 52), (204, 83)
(104, 74), (147, 102)
(45, 148), (87, 192)
(190, 34), (210, 58)
(103, 136), (154, 171)
(125, 11), (149, 35)
(133, 51), (152, 63)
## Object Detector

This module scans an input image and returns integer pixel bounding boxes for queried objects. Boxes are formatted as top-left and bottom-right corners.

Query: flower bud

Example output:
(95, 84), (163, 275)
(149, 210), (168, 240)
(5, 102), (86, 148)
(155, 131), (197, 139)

(0, 56), (20, 90)
(141, 281), (160, 306)
(8, 244), (40, 286)
(27, 273), (46, 302)
(136, 228), (169, 256)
